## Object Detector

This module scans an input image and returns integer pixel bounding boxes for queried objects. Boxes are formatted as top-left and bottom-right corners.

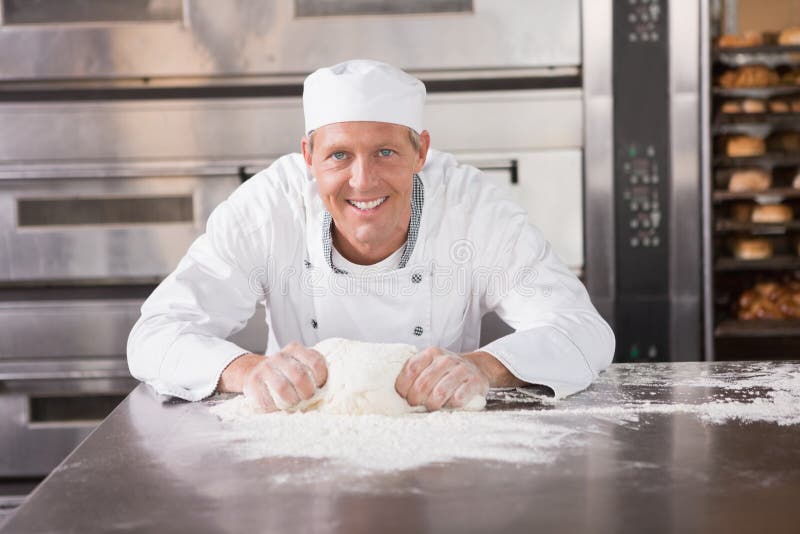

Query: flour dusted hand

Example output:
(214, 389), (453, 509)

(395, 347), (489, 411)
(242, 341), (328, 412)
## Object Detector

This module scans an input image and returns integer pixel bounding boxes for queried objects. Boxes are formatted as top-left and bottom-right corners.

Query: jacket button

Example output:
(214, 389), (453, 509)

(311, 319), (318, 329)
(304, 259), (312, 269)
(413, 326), (423, 336)
(411, 273), (422, 284)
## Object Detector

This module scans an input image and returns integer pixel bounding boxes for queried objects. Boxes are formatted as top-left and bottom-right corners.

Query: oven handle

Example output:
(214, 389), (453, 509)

(0, 369), (134, 383)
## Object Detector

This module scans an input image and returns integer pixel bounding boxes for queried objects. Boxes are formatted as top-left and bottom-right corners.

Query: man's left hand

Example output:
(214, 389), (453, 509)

(395, 347), (490, 411)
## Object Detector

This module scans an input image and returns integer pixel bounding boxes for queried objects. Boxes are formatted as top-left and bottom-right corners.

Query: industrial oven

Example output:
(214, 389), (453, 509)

(0, 0), (588, 481)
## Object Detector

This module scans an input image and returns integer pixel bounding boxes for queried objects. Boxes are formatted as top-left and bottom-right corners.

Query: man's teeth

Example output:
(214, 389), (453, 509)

(348, 197), (387, 210)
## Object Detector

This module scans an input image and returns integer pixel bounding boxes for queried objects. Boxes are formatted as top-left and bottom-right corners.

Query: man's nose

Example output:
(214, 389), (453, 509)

(349, 157), (378, 190)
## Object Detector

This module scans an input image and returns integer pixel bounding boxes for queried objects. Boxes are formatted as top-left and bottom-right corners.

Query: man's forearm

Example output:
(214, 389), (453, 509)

(462, 351), (528, 388)
(217, 353), (262, 393)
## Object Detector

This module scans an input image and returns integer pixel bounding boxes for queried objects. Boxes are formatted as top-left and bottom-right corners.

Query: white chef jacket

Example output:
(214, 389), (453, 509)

(127, 149), (615, 401)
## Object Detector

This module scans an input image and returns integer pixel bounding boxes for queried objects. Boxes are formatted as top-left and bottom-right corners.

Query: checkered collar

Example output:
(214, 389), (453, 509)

(321, 174), (424, 274)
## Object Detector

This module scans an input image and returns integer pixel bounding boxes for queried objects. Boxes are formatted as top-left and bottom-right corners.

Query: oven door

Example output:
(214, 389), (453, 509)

(0, 172), (238, 282)
(0, 360), (137, 477)
(0, 0), (580, 81)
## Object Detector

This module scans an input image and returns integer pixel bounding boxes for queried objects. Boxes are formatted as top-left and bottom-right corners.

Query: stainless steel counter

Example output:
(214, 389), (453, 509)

(3, 362), (800, 534)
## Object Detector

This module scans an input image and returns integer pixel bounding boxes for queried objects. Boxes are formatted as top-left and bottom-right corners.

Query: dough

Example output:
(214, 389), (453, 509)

(279, 338), (486, 415)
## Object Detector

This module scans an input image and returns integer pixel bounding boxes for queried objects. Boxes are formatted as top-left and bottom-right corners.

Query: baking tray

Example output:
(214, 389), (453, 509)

(714, 153), (800, 168)
(713, 188), (800, 203)
(715, 219), (800, 233)
(715, 43), (800, 67)
(715, 254), (800, 272)
(715, 318), (800, 337)
(713, 86), (800, 99)
(712, 114), (800, 136)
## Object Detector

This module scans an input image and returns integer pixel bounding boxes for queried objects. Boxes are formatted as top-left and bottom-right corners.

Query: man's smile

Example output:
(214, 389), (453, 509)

(346, 196), (389, 211)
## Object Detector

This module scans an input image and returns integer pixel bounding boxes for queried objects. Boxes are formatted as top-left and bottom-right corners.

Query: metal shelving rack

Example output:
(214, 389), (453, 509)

(708, 28), (800, 356)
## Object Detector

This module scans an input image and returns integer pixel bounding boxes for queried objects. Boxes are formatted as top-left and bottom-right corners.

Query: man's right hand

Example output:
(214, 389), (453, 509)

(218, 341), (328, 412)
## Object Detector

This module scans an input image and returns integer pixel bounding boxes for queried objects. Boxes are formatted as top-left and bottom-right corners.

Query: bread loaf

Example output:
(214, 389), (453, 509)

(778, 27), (800, 46)
(751, 203), (793, 223)
(728, 169), (772, 192)
(769, 99), (790, 113)
(719, 32), (764, 48)
(742, 99), (766, 113)
(732, 237), (773, 260)
(726, 135), (766, 157)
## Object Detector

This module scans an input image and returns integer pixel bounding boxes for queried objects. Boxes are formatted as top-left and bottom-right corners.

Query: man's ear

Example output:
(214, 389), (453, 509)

(301, 136), (313, 167)
(414, 130), (431, 173)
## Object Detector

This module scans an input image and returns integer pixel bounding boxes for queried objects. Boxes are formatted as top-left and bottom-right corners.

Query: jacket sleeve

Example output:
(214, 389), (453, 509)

(478, 207), (615, 398)
(126, 197), (266, 401)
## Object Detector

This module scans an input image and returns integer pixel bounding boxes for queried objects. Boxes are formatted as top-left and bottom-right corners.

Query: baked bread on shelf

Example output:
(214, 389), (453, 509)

(719, 65), (780, 88)
(730, 203), (754, 223)
(719, 32), (764, 48)
(732, 237), (773, 259)
(751, 203), (793, 223)
(780, 69), (800, 85)
(792, 172), (800, 189)
(737, 279), (800, 320)
(721, 100), (742, 114)
(720, 99), (766, 114)
(769, 99), (791, 113)
(728, 169), (772, 192)
(726, 135), (766, 157)
(778, 27), (800, 46)
(742, 99), (767, 113)
(767, 131), (800, 153)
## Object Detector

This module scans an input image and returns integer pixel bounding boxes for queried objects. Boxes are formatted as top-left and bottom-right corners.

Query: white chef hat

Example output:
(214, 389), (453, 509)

(303, 59), (426, 135)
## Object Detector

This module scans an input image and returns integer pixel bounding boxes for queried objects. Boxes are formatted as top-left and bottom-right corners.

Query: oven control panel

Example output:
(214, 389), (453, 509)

(624, 0), (663, 43)
(613, 0), (670, 362)
(621, 143), (663, 250)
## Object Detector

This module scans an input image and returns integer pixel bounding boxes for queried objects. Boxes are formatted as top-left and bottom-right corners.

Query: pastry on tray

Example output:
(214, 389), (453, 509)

(728, 169), (772, 192)
(719, 32), (764, 48)
(719, 65), (780, 88)
(778, 27), (800, 46)
(737, 279), (800, 320)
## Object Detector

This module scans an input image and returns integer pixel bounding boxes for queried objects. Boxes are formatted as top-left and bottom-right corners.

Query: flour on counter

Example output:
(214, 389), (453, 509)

(208, 363), (800, 475)
(210, 396), (577, 472)
(589, 362), (800, 426)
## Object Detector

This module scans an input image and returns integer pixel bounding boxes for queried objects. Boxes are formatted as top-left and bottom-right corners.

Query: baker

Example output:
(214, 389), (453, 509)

(127, 59), (615, 412)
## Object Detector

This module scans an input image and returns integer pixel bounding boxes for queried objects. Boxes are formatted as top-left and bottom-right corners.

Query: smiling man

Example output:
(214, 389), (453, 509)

(127, 59), (615, 411)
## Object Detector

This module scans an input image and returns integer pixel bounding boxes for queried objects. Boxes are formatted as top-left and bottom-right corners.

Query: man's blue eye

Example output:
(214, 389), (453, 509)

(332, 151), (346, 160)
(379, 149), (393, 157)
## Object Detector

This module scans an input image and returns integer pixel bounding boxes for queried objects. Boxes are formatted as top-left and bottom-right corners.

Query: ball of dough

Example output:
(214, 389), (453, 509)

(287, 338), (486, 415)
